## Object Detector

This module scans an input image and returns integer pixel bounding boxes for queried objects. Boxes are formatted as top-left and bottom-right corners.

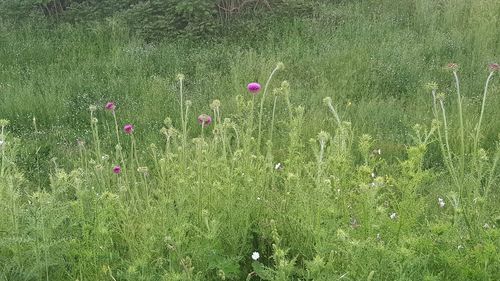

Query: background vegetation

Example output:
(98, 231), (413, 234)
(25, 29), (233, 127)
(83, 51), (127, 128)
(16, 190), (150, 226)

(0, 0), (499, 280)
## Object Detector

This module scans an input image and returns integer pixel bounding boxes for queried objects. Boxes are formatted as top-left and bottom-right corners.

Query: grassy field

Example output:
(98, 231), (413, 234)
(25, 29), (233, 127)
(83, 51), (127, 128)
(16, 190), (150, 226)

(1, 0), (500, 280)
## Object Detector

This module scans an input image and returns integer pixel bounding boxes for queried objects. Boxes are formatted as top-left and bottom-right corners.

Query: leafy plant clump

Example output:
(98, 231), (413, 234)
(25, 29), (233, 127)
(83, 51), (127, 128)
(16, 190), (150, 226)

(1, 63), (499, 280)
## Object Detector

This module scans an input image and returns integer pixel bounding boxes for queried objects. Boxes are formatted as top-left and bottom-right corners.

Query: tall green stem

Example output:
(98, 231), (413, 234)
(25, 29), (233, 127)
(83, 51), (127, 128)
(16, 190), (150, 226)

(474, 71), (495, 153)
(452, 71), (465, 177)
(112, 111), (121, 147)
(269, 96), (278, 143)
(439, 100), (459, 189)
(257, 64), (282, 149)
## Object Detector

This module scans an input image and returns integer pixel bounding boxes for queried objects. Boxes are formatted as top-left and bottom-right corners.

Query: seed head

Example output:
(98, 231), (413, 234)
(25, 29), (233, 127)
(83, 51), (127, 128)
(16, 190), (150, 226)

(210, 99), (221, 110)
(276, 62), (285, 70)
(176, 73), (185, 81)
(163, 117), (172, 127)
(488, 63), (499, 72)
(89, 105), (97, 112)
(317, 131), (330, 143)
(323, 97), (332, 106)
(446, 63), (459, 72)
(0, 119), (10, 127)
(424, 82), (438, 91)
(160, 127), (168, 136)
(137, 166), (149, 174)
(436, 92), (446, 102)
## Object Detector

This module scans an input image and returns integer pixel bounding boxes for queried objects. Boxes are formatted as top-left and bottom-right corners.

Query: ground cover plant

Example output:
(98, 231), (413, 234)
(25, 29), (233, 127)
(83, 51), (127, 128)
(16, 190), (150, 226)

(1, 0), (500, 280)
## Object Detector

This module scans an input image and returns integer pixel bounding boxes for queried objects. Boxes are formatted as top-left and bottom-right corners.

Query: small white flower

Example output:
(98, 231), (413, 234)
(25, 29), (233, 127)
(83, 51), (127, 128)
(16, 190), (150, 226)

(457, 245), (464, 250)
(274, 162), (283, 170)
(483, 223), (490, 229)
(389, 212), (397, 220)
(251, 251), (260, 261)
(256, 197), (261, 201)
(438, 197), (445, 208)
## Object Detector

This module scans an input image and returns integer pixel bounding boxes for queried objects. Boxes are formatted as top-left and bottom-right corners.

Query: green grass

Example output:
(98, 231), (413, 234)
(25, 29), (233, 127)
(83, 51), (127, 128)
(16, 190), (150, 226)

(1, 0), (500, 280)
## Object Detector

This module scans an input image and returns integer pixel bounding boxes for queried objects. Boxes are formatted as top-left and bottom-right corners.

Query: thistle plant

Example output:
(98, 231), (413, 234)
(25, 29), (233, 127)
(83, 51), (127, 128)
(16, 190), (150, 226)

(446, 63), (465, 177)
(426, 63), (499, 239)
(257, 62), (284, 149)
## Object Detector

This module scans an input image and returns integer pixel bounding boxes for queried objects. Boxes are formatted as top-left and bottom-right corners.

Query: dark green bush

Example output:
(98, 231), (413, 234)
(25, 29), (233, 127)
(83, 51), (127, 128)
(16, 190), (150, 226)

(0, 0), (319, 40)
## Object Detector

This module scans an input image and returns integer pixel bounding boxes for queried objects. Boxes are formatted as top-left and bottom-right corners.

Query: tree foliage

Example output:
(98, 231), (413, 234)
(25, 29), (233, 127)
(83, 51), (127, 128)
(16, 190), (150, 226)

(0, 0), (316, 40)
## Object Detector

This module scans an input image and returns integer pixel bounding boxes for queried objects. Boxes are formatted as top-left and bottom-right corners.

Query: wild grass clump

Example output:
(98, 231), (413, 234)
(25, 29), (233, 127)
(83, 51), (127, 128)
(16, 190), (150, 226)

(1, 62), (499, 280)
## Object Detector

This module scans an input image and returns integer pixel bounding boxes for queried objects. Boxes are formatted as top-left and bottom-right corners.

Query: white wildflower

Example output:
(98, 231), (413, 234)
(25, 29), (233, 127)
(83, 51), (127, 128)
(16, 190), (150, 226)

(274, 162), (283, 171)
(251, 252), (260, 261)
(438, 197), (445, 208)
(389, 212), (397, 220)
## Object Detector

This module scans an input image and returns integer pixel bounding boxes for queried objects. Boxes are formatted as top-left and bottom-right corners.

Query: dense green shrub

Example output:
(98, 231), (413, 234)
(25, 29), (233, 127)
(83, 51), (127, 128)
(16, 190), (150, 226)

(0, 0), (319, 40)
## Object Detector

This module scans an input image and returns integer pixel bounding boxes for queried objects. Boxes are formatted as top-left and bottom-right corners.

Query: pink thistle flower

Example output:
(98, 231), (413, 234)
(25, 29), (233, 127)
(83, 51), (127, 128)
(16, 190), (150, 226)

(446, 63), (459, 71)
(197, 114), (212, 127)
(488, 63), (499, 72)
(123, 124), (134, 134)
(247, 82), (261, 94)
(105, 102), (116, 111)
(113, 165), (121, 174)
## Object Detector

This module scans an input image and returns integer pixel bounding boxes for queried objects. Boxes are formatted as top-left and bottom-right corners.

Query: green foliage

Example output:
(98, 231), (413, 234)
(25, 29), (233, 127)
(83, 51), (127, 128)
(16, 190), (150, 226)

(1, 0), (500, 279)
(0, 0), (319, 40)
(124, 0), (219, 40)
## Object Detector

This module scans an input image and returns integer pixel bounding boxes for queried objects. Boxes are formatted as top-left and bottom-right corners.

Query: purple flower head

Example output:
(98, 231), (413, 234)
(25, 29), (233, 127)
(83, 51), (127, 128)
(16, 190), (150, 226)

(197, 114), (212, 127)
(113, 165), (121, 174)
(105, 102), (116, 111)
(247, 82), (261, 95)
(123, 124), (134, 134)
(488, 63), (499, 72)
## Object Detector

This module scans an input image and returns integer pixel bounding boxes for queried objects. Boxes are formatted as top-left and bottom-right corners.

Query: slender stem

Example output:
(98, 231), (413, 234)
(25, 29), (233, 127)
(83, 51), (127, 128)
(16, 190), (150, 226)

(184, 103), (190, 146)
(485, 143), (500, 198)
(439, 100), (460, 188)
(327, 101), (342, 126)
(179, 78), (187, 154)
(257, 66), (280, 148)
(112, 111), (121, 147)
(474, 71), (495, 153)
(285, 93), (294, 123)
(269, 96), (278, 143)
(1, 126), (5, 177)
(317, 141), (325, 186)
(453, 71), (465, 177)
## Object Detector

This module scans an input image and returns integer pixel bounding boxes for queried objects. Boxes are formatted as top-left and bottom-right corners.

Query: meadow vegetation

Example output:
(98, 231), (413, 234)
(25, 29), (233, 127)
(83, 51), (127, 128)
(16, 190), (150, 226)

(1, 0), (500, 280)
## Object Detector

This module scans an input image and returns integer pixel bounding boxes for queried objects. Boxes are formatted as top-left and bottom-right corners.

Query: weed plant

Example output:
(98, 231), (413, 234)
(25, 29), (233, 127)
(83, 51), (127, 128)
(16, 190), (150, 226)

(1, 62), (500, 280)
(1, 0), (500, 280)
